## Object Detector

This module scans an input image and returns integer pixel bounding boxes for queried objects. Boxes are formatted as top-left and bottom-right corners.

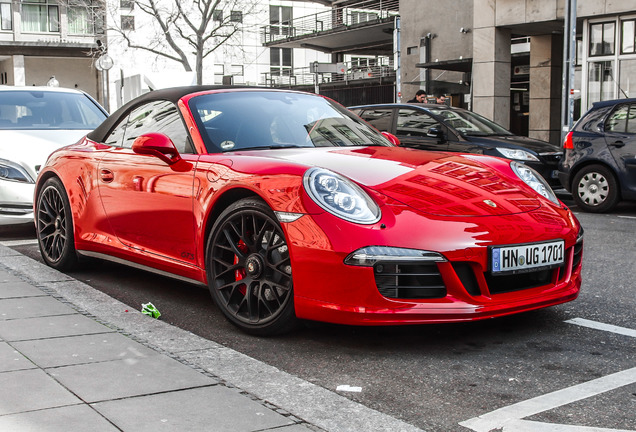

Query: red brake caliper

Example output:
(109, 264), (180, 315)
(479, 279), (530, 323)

(234, 239), (248, 296)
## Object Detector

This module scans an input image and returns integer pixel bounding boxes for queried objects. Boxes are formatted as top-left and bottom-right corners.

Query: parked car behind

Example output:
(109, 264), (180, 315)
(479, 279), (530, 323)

(349, 103), (563, 187)
(0, 86), (107, 225)
(558, 98), (636, 212)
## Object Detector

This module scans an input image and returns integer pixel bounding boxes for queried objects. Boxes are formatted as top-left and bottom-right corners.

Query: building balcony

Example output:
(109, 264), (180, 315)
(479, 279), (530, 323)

(262, 0), (399, 56)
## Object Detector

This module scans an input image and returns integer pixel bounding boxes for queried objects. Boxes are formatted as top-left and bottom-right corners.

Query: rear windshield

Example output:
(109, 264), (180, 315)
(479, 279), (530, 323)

(189, 91), (391, 153)
(0, 90), (107, 130)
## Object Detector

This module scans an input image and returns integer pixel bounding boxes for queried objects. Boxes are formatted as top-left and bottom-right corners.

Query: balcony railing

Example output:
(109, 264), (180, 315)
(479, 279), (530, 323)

(261, 0), (399, 44)
(262, 60), (396, 87)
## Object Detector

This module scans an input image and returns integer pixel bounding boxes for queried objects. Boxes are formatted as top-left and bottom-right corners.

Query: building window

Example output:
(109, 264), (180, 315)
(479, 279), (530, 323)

(230, 11), (242, 23)
(213, 9), (223, 21)
(21, 0), (59, 33)
(1, 0), (11, 31)
(621, 20), (636, 54)
(68, 0), (98, 35)
(230, 65), (244, 76)
(270, 48), (292, 76)
(589, 22), (615, 56)
(120, 0), (134, 9)
(121, 15), (134, 30)
(587, 60), (614, 103)
(214, 64), (224, 84)
(270, 5), (292, 36)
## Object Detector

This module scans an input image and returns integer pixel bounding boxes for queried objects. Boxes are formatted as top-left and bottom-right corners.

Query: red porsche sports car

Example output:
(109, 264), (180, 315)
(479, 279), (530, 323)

(35, 87), (583, 335)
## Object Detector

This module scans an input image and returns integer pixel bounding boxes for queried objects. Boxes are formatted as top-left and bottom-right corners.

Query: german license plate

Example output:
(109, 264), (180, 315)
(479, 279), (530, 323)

(491, 240), (565, 274)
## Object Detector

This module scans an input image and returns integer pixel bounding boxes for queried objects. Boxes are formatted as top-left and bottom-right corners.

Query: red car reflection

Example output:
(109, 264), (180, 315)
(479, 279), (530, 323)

(35, 87), (583, 335)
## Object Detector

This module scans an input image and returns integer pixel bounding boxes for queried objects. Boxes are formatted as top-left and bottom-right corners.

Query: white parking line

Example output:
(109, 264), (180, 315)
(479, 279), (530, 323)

(617, 215), (636, 220)
(0, 239), (38, 247)
(566, 318), (636, 338)
(460, 366), (636, 431)
(460, 318), (636, 431)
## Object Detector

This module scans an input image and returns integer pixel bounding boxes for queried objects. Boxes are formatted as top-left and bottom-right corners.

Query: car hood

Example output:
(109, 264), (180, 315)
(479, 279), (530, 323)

(248, 146), (542, 217)
(465, 134), (561, 154)
(0, 130), (88, 179)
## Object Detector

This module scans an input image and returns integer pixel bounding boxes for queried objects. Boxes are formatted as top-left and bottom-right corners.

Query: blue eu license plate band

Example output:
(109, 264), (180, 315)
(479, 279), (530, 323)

(491, 240), (565, 275)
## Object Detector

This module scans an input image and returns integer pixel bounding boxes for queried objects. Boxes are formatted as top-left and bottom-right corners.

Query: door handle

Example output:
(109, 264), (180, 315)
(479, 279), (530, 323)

(609, 140), (625, 148)
(100, 169), (114, 183)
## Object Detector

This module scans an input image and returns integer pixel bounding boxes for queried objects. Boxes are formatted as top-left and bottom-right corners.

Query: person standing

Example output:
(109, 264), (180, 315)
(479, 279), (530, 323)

(408, 90), (427, 103)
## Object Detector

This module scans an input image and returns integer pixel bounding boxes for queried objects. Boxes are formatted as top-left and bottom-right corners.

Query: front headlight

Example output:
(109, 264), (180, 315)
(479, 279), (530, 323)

(303, 167), (381, 224)
(511, 161), (559, 205)
(0, 159), (34, 183)
(496, 147), (539, 161)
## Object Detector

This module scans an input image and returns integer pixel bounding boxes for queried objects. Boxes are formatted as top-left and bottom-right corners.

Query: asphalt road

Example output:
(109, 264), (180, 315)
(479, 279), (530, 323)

(2, 196), (635, 431)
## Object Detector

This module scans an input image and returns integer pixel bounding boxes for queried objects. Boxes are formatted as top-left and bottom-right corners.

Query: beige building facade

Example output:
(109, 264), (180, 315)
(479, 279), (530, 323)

(0, 0), (102, 101)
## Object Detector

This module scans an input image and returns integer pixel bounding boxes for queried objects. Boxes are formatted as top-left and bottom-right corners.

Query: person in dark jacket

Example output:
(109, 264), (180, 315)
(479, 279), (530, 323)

(408, 90), (427, 103)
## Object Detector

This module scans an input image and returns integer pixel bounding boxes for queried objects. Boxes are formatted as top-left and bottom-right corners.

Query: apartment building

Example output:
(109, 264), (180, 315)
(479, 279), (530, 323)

(0, 0), (102, 100)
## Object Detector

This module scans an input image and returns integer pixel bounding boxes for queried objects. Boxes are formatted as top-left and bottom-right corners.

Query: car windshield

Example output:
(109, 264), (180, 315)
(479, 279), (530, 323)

(429, 108), (513, 137)
(0, 90), (106, 130)
(189, 91), (391, 153)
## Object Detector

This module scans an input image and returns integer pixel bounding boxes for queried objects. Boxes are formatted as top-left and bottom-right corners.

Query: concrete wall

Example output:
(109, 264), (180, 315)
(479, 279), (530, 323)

(400, 0), (472, 97)
(24, 57), (100, 100)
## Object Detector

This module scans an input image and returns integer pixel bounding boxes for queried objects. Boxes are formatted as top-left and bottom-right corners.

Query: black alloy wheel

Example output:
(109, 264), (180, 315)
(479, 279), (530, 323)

(207, 198), (297, 335)
(572, 164), (620, 213)
(36, 177), (78, 270)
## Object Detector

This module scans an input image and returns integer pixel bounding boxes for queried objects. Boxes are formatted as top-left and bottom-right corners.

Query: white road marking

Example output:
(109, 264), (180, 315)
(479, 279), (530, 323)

(617, 215), (636, 219)
(566, 318), (636, 338)
(460, 366), (636, 431)
(460, 318), (636, 431)
(0, 239), (38, 247)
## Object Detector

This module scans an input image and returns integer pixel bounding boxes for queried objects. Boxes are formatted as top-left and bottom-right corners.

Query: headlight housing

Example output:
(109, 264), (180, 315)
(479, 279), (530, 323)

(303, 167), (381, 224)
(0, 159), (34, 184)
(511, 161), (559, 205)
(496, 147), (539, 161)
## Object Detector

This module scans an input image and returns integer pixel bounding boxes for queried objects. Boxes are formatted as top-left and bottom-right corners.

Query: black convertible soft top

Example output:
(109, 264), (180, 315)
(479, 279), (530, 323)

(87, 85), (245, 143)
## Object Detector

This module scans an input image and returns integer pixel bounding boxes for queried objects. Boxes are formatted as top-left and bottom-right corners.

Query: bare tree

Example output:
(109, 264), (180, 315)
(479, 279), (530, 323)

(106, 0), (261, 84)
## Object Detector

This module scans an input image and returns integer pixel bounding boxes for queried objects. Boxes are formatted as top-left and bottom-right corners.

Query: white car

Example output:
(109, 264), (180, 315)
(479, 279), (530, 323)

(0, 86), (107, 225)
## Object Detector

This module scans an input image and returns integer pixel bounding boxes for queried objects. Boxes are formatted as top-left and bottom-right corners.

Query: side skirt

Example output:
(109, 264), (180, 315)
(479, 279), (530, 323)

(76, 250), (207, 287)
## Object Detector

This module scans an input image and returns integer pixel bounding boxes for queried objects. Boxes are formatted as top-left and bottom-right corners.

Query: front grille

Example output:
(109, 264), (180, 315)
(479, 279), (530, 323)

(571, 241), (583, 271)
(539, 152), (563, 166)
(374, 262), (446, 299)
(485, 268), (553, 294)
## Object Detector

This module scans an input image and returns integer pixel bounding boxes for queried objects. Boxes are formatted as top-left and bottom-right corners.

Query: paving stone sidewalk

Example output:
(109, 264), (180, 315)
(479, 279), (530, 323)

(0, 244), (423, 432)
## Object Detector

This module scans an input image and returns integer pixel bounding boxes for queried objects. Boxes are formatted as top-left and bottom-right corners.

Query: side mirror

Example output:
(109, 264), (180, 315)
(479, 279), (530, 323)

(381, 131), (401, 146)
(132, 133), (181, 165)
(427, 127), (445, 141)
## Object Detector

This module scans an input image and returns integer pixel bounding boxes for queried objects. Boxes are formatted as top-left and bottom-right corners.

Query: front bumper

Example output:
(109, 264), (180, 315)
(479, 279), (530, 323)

(0, 181), (35, 226)
(284, 202), (582, 326)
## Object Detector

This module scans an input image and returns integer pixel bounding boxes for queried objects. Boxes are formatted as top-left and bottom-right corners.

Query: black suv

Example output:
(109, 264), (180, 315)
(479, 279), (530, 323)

(558, 98), (636, 212)
(349, 103), (562, 187)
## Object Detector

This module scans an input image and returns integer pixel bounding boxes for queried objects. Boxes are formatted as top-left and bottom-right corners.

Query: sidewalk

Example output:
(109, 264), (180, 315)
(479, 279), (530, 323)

(0, 244), (423, 432)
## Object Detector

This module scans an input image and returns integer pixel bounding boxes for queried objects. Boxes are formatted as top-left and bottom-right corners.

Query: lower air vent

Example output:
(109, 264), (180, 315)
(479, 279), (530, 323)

(485, 269), (553, 294)
(374, 262), (446, 299)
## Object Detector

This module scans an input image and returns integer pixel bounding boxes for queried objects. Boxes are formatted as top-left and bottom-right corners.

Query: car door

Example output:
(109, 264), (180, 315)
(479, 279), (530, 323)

(602, 103), (636, 191)
(97, 100), (199, 264)
(395, 108), (449, 151)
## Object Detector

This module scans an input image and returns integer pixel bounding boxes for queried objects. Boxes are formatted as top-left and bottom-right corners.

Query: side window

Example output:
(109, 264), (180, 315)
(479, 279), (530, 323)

(103, 116), (128, 147)
(396, 109), (440, 137)
(122, 100), (194, 153)
(606, 104), (629, 132)
(607, 103), (636, 134)
(358, 108), (393, 132)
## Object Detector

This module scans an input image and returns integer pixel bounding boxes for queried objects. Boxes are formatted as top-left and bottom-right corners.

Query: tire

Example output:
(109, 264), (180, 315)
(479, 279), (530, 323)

(206, 198), (297, 336)
(571, 164), (620, 213)
(35, 177), (79, 271)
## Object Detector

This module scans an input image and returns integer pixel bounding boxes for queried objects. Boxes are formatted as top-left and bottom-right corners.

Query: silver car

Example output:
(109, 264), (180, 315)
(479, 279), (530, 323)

(0, 86), (107, 225)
